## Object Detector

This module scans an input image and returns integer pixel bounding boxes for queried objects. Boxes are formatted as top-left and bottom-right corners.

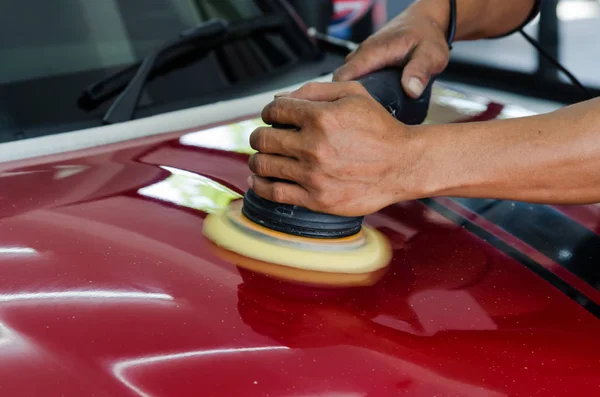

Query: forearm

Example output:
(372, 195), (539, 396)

(407, 0), (538, 41)
(412, 99), (600, 205)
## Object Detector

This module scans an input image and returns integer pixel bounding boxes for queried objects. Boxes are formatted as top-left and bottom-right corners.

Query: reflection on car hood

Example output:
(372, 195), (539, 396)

(0, 86), (600, 397)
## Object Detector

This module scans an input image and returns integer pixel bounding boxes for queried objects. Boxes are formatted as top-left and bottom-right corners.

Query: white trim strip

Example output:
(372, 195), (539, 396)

(0, 74), (332, 164)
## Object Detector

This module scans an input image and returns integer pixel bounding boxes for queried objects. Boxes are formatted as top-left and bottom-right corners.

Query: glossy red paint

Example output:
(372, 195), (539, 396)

(435, 197), (600, 306)
(456, 102), (505, 123)
(1, 116), (600, 397)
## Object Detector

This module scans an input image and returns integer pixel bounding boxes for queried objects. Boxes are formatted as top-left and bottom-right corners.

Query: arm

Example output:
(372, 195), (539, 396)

(333, 0), (540, 97)
(247, 83), (600, 217)
(411, 0), (540, 41)
(416, 98), (600, 205)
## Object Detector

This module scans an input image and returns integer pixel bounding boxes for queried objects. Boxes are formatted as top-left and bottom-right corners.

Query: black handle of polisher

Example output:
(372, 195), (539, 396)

(356, 67), (433, 125)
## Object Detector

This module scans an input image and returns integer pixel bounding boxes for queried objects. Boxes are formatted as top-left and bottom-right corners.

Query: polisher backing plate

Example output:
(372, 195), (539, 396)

(202, 200), (392, 274)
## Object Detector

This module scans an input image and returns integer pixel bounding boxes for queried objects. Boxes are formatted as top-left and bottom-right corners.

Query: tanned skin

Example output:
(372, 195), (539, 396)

(246, 0), (600, 217)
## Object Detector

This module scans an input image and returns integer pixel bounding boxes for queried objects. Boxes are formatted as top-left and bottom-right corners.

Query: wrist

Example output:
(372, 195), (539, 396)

(403, 123), (462, 199)
(407, 0), (451, 40)
(385, 123), (445, 202)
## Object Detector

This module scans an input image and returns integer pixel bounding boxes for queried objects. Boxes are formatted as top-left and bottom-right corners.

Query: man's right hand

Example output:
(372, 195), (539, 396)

(332, 0), (540, 98)
(332, 2), (451, 99)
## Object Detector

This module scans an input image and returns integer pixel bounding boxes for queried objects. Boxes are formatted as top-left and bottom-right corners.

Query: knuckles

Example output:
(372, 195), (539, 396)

(344, 81), (368, 96)
(310, 190), (336, 212)
(249, 153), (269, 176)
(260, 101), (274, 124)
(313, 144), (335, 166)
(270, 183), (289, 203)
(300, 138), (333, 166)
(308, 106), (328, 129)
(299, 82), (321, 97)
(304, 171), (324, 191)
(249, 127), (269, 151)
(261, 99), (284, 124)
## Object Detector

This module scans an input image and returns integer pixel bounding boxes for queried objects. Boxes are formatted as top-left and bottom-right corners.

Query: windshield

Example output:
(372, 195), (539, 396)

(0, 0), (336, 144)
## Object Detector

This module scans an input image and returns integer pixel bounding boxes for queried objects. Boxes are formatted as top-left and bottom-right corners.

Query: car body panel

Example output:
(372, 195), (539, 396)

(1, 86), (600, 396)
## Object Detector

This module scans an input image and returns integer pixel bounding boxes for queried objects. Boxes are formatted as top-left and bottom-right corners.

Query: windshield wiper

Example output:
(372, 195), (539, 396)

(82, 15), (289, 125)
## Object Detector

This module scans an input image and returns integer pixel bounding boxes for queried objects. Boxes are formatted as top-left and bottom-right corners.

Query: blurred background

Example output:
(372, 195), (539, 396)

(1, 0), (596, 143)
(289, 0), (597, 113)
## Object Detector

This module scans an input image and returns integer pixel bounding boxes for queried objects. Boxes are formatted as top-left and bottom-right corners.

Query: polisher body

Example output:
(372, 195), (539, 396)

(202, 68), (431, 283)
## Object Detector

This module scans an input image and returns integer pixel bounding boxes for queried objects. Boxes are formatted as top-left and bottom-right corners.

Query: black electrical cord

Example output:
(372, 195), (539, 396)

(447, 0), (591, 100)
(519, 28), (592, 100)
(447, 0), (457, 49)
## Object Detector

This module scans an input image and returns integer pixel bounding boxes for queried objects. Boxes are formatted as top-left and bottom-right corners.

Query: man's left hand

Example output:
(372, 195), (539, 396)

(247, 81), (427, 217)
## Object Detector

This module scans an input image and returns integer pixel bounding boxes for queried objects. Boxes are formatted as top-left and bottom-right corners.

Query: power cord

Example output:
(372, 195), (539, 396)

(447, 0), (457, 49)
(447, 0), (591, 100)
(518, 28), (592, 99)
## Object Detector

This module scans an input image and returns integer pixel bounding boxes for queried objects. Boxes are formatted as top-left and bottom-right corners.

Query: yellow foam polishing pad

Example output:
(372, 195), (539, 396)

(202, 200), (392, 274)
(206, 240), (389, 287)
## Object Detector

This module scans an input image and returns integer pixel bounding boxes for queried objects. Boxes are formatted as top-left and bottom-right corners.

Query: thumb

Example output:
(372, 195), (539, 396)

(400, 43), (448, 98)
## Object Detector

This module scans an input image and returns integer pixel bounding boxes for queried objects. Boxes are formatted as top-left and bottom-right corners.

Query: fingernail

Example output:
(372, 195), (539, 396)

(247, 176), (254, 189)
(274, 91), (291, 98)
(407, 78), (424, 97)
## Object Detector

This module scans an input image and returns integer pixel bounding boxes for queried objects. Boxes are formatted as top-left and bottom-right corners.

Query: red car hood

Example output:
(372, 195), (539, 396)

(1, 88), (600, 396)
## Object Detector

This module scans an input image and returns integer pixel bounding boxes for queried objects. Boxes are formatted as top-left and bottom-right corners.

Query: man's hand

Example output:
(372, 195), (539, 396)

(333, 4), (451, 98)
(247, 82), (426, 217)
(332, 0), (539, 98)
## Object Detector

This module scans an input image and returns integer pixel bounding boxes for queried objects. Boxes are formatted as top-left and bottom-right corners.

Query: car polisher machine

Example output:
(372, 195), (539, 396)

(203, 28), (433, 287)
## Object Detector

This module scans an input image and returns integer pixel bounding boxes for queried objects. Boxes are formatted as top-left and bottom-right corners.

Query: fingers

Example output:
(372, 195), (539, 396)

(261, 97), (315, 127)
(333, 34), (414, 82)
(248, 175), (310, 208)
(248, 153), (306, 184)
(344, 48), (357, 62)
(249, 126), (301, 157)
(401, 42), (449, 98)
(278, 81), (368, 102)
(333, 42), (390, 82)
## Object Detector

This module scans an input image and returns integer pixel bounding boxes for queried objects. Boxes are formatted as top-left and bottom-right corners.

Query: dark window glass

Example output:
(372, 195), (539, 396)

(0, 0), (332, 143)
